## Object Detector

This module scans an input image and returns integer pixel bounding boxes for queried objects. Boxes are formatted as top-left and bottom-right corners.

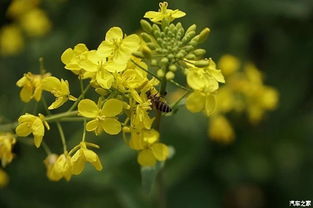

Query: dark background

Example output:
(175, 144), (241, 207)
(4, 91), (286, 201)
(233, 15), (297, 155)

(0, 0), (313, 207)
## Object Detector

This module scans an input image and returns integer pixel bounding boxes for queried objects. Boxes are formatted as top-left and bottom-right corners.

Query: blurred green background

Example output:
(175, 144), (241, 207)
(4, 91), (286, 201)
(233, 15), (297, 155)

(1, 0), (313, 207)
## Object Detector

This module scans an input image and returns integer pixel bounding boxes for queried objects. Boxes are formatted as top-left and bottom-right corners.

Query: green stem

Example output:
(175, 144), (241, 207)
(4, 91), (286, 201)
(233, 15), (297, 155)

(82, 119), (86, 142)
(45, 111), (78, 122)
(68, 83), (91, 112)
(168, 80), (191, 92)
(154, 67), (168, 208)
(0, 122), (18, 132)
(56, 121), (67, 153)
(42, 141), (52, 155)
(170, 91), (190, 111)
(59, 117), (87, 122)
(131, 59), (161, 81)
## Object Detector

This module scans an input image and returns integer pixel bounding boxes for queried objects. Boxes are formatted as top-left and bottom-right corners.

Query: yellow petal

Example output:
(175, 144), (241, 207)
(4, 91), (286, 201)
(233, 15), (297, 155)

(185, 91), (205, 113)
(83, 149), (103, 171)
(151, 143), (169, 161)
(16, 76), (27, 87)
(172, 10), (186, 18)
(74, 43), (88, 53)
(33, 87), (43, 102)
(96, 70), (114, 89)
(101, 99), (123, 117)
(204, 94), (216, 116)
(137, 150), (156, 167)
(20, 86), (33, 102)
(105, 27), (123, 41)
(48, 97), (67, 110)
(211, 69), (225, 83)
(16, 123), (32, 137)
(42, 76), (60, 92)
(78, 99), (99, 118)
(33, 135), (43, 148)
(143, 129), (159, 144)
(122, 34), (140, 51)
(187, 70), (205, 90)
(71, 149), (85, 175)
(86, 119), (99, 131)
(97, 41), (113, 57)
(61, 48), (74, 65)
(100, 118), (121, 135)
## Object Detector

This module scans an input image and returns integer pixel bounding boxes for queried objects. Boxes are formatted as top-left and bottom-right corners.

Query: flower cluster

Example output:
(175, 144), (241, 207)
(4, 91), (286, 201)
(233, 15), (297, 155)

(1, 2), (225, 182)
(208, 55), (279, 143)
(0, 0), (51, 56)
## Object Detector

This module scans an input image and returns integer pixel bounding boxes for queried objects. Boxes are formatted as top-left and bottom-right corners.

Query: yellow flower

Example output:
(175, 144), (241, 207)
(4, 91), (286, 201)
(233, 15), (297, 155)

(97, 27), (140, 72)
(78, 99), (123, 135)
(115, 59), (148, 92)
(0, 24), (24, 56)
(19, 8), (51, 37)
(15, 113), (50, 148)
(48, 152), (72, 181)
(0, 169), (9, 188)
(0, 132), (16, 166)
(127, 128), (169, 167)
(95, 66), (115, 89)
(218, 55), (240, 76)
(44, 153), (59, 181)
(185, 91), (216, 116)
(144, 2), (186, 23)
(187, 58), (225, 93)
(16, 72), (50, 102)
(42, 76), (77, 110)
(71, 142), (103, 175)
(61, 43), (98, 73)
(208, 115), (234, 144)
(128, 128), (159, 150)
(130, 90), (155, 130)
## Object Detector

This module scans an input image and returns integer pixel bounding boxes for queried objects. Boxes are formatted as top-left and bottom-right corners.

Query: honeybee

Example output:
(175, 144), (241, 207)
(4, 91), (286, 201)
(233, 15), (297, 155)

(146, 90), (172, 113)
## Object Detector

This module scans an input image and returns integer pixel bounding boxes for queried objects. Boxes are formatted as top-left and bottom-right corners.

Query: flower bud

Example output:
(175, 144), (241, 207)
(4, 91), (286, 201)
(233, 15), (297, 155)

(186, 24), (197, 34)
(198, 27), (210, 43)
(194, 60), (210, 67)
(167, 54), (174, 59)
(141, 33), (153, 42)
(151, 59), (158, 66)
(186, 53), (196, 60)
(182, 31), (196, 43)
(153, 24), (161, 35)
(160, 57), (169, 64)
(169, 64), (177, 71)
(142, 46), (152, 58)
(169, 24), (176, 33)
(193, 49), (206, 57)
(166, 71), (175, 80)
(140, 19), (152, 33)
(157, 69), (165, 77)
(175, 22), (183, 31)
(175, 51), (185, 59)
(147, 43), (156, 50)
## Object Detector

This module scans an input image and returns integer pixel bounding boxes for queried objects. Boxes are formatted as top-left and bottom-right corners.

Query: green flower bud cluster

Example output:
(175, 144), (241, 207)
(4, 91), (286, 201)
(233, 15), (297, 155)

(140, 19), (210, 79)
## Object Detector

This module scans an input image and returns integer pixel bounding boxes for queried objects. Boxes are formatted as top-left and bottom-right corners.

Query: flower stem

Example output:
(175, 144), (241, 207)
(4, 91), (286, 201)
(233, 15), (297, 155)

(56, 121), (67, 153)
(44, 111), (78, 122)
(155, 69), (168, 208)
(67, 83), (91, 112)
